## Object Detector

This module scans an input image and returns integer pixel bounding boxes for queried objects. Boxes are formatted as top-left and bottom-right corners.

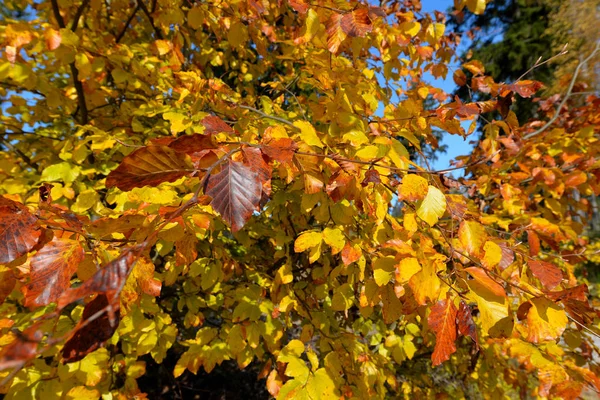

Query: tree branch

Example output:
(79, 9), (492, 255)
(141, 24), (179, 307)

(115, 5), (140, 43)
(138, 0), (164, 40)
(523, 42), (600, 140)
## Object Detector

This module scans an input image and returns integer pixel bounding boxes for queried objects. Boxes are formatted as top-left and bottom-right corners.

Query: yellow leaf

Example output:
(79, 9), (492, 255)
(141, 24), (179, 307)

(276, 263), (293, 284)
(404, 212), (418, 233)
(399, 174), (428, 201)
(409, 257), (442, 305)
(526, 297), (568, 343)
(307, 368), (338, 400)
(417, 87), (429, 99)
(373, 256), (396, 286)
(396, 257), (421, 283)
(417, 186), (446, 226)
(355, 145), (379, 160)
(466, 0), (487, 15)
(163, 111), (190, 134)
(294, 231), (322, 253)
(303, 9), (320, 43)
(467, 279), (510, 336)
(331, 283), (354, 311)
(294, 120), (323, 148)
(66, 386), (100, 400)
(322, 227), (345, 254)
(188, 6), (203, 29)
(399, 20), (421, 37)
(458, 220), (487, 257)
(482, 241), (502, 268)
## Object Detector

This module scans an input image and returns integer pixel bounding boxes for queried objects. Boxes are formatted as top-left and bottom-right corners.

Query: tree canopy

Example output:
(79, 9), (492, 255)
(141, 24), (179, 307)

(0, 0), (600, 398)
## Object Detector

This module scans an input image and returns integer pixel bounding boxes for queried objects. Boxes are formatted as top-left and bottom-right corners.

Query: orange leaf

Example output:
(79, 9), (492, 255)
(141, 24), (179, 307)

(464, 267), (506, 298)
(341, 9), (372, 37)
(327, 13), (346, 53)
(168, 133), (217, 153)
(201, 115), (234, 134)
(398, 174), (428, 202)
(458, 220), (487, 257)
(262, 138), (298, 163)
(428, 298), (458, 366)
(528, 260), (562, 290)
(24, 237), (85, 308)
(106, 146), (193, 191)
(0, 196), (42, 264)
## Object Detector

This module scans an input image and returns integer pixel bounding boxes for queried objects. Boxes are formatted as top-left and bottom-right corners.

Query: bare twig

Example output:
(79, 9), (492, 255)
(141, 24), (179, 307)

(523, 42), (600, 140)
(138, 0), (164, 40)
(516, 43), (569, 82)
(115, 4), (140, 43)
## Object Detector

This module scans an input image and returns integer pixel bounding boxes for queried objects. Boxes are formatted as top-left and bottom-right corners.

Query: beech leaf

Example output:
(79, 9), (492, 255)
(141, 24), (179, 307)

(428, 298), (458, 366)
(0, 196), (42, 264)
(106, 146), (193, 191)
(206, 161), (262, 232)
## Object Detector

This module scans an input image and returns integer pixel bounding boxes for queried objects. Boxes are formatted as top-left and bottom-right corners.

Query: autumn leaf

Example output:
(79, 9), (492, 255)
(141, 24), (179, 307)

(464, 267), (506, 298)
(168, 134), (218, 153)
(524, 297), (568, 343)
(106, 146), (194, 191)
(262, 138), (298, 163)
(24, 236), (85, 308)
(428, 298), (458, 366)
(201, 115), (234, 134)
(417, 186), (446, 226)
(528, 260), (563, 290)
(341, 9), (373, 37)
(205, 161), (262, 232)
(62, 294), (120, 363)
(0, 197), (42, 264)
(457, 300), (479, 349)
(398, 174), (428, 202)
(326, 13), (346, 53)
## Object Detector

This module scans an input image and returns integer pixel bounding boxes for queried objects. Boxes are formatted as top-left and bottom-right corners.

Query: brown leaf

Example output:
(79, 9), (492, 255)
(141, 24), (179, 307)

(503, 80), (544, 98)
(453, 70), (467, 86)
(528, 260), (562, 290)
(106, 146), (193, 191)
(24, 237), (85, 308)
(206, 161), (262, 232)
(341, 9), (373, 37)
(327, 13), (347, 53)
(0, 196), (42, 264)
(58, 245), (142, 309)
(428, 298), (458, 366)
(168, 134), (217, 153)
(457, 300), (479, 349)
(0, 270), (16, 305)
(62, 294), (120, 363)
(261, 138), (298, 163)
(361, 169), (381, 186)
(330, 153), (359, 175)
(201, 115), (234, 134)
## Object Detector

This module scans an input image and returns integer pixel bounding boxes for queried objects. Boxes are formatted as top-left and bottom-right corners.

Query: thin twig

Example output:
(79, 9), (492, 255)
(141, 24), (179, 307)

(115, 4), (140, 43)
(235, 104), (301, 130)
(516, 44), (569, 82)
(523, 42), (600, 140)
(138, 0), (164, 40)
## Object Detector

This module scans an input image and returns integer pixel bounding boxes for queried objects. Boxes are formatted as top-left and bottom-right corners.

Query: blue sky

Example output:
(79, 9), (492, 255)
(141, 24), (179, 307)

(421, 0), (474, 173)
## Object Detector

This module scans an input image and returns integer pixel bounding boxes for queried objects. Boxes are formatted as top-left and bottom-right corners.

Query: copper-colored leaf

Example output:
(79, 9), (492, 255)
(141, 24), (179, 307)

(168, 133), (217, 153)
(44, 28), (62, 50)
(0, 196), (42, 264)
(206, 161), (262, 232)
(288, 0), (309, 14)
(0, 324), (43, 370)
(341, 9), (373, 37)
(24, 237), (85, 308)
(327, 13), (347, 53)
(341, 242), (361, 266)
(330, 153), (359, 175)
(527, 230), (540, 256)
(62, 294), (120, 363)
(262, 138), (298, 163)
(106, 146), (193, 191)
(201, 115), (234, 134)
(457, 300), (479, 349)
(528, 260), (562, 290)
(503, 80), (544, 98)
(428, 298), (458, 366)
(58, 245), (141, 309)
(453, 69), (467, 86)
(0, 270), (16, 305)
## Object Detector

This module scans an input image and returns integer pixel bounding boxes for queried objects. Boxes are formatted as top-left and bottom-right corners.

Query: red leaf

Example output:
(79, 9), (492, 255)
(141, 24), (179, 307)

(428, 298), (458, 366)
(201, 115), (234, 134)
(58, 246), (142, 309)
(327, 13), (346, 54)
(106, 146), (193, 191)
(457, 301), (479, 349)
(528, 260), (563, 290)
(341, 9), (373, 37)
(24, 237), (85, 308)
(261, 138), (298, 163)
(0, 196), (42, 264)
(168, 134), (217, 153)
(62, 294), (120, 363)
(206, 161), (262, 232)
